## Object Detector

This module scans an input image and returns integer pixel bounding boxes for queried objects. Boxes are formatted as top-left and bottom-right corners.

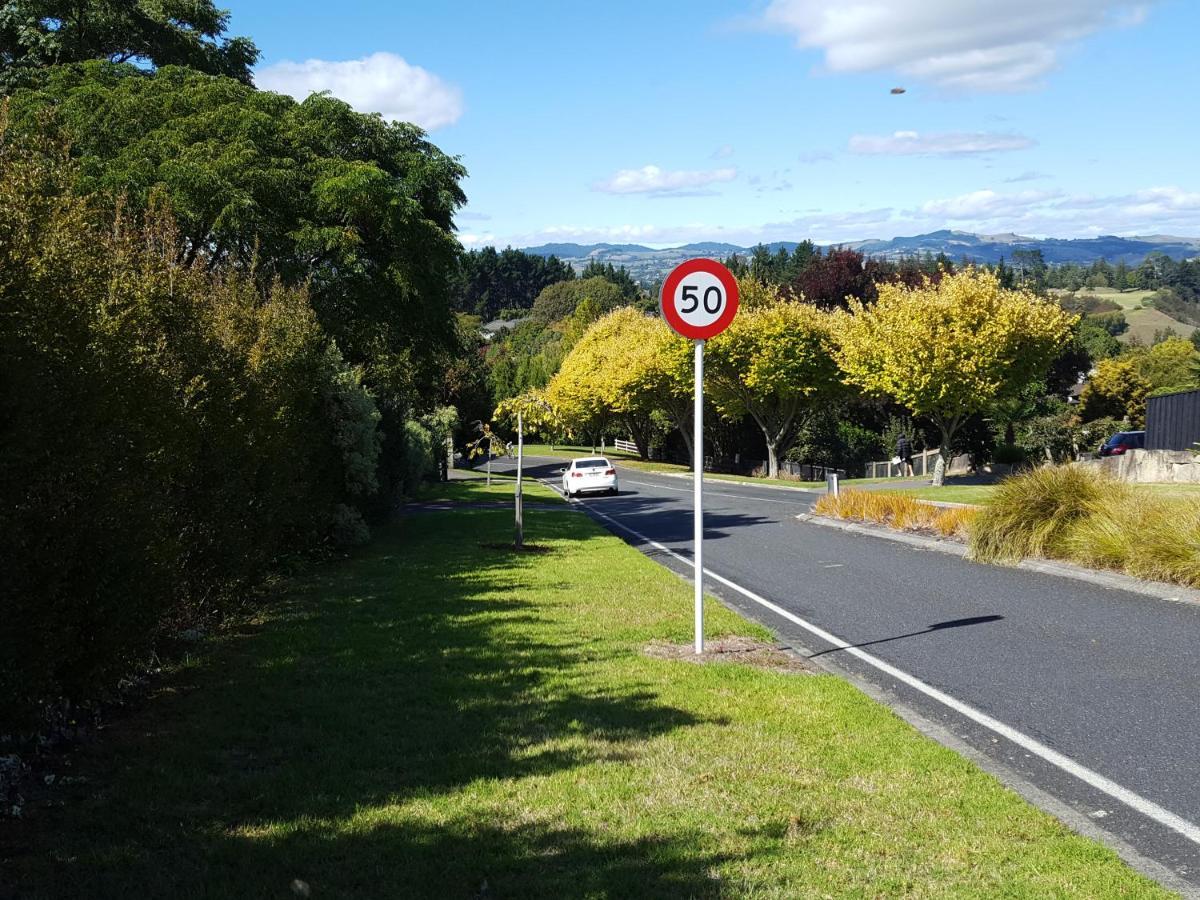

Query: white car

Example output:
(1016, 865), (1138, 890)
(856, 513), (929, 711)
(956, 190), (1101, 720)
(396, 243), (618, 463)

(561, 457), (618, 497)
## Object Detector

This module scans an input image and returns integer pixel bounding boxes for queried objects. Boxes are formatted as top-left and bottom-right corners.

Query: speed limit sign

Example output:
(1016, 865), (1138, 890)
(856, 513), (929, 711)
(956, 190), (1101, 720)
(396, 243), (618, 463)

(660, 258), (739, 340)
(658, 258), (739, 656)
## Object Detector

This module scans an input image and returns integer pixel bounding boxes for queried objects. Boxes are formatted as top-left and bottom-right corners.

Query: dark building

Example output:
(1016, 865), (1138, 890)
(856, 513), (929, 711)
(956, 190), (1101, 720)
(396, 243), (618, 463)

(1146, 388), (1200, 451)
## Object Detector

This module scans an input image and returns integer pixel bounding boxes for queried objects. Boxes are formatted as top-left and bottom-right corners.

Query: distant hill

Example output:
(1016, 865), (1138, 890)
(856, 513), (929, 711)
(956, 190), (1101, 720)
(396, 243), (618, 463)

(519, 231), (1200, 285)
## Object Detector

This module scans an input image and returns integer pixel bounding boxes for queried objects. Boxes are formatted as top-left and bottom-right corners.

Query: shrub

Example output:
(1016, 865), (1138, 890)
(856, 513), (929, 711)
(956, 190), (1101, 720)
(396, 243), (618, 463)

(0, 129), (382, 730)
(992, 443), (1026, 465)
(969, 467), (1128, 564)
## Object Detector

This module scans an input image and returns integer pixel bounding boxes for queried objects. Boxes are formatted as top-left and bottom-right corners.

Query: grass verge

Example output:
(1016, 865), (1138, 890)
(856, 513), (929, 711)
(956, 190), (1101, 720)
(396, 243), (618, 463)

(2, 479), (1168, 897)
(878, 484), (996, 505)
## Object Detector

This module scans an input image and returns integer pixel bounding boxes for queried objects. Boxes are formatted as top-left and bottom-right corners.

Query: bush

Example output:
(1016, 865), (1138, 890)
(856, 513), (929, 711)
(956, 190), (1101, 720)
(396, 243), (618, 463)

(992, 443), (1026, 465)
(401, 419), (436, 496)
(969, 467), (1127, 564)
(0, 130), (381, 730)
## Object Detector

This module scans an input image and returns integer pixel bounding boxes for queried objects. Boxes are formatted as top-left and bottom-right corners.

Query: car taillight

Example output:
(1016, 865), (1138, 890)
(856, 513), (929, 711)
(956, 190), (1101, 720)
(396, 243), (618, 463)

(605, 468), (615, 475)
(571, 471), (582, 477)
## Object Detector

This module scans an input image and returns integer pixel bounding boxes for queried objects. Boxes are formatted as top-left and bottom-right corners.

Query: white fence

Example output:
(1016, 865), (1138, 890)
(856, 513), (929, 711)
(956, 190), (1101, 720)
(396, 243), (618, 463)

(612, 438), (639, 455)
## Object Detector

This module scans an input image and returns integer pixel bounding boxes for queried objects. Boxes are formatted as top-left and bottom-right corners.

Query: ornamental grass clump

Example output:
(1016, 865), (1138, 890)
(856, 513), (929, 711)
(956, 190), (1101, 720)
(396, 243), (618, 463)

(814, 490), (976, 538)
(1061, 493), (1200, 587)
(969, 466), (1128, 564)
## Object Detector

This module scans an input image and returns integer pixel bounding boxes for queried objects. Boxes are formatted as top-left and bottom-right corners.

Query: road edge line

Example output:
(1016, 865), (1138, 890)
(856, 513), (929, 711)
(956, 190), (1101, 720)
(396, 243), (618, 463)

(582, 504), (1200, 853)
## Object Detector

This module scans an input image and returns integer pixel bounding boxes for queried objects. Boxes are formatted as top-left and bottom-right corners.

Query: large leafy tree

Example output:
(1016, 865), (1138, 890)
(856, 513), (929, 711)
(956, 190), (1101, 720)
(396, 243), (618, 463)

(530, 276), (625, 324)
(6, 61), (467, 499)
(836, 268), (1075, 485)
(545, 308), (691, 459)
(0, 0), (258, 89)
(706, 299), (841, 478)
(451, 246), (575, 319)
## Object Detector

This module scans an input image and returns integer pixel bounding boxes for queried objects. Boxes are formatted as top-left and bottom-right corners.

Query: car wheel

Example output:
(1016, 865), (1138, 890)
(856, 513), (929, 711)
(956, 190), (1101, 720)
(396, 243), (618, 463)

(610, 487), (618, 495)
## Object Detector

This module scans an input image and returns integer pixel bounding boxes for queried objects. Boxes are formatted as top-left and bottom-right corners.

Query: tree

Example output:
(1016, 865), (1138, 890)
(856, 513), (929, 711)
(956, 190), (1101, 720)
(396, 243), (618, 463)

(579, 259), (640, 301)
(546, 308), (682, 458)
(529, 276), (624, 325)
(1077, 354), (1151, 425)
(6, 61), (467, 502)
(451, 247), (574, 319)
(706, 301), (841, 478)
(0, 0), (259, 89)
(791, 248), (878, 309)
(835, 268), (1075, 485)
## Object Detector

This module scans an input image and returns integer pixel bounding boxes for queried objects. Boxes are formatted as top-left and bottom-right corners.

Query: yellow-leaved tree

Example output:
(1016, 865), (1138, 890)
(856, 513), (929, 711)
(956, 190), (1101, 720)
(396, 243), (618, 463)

(835, 268), (1075, 485)
(547, 307), (692, 458)
(705, 297), (841, 479)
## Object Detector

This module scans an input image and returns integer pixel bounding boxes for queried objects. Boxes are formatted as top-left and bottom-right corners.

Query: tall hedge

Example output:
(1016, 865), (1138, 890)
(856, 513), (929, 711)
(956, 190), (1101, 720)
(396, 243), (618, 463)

(0, 130), (381, 729)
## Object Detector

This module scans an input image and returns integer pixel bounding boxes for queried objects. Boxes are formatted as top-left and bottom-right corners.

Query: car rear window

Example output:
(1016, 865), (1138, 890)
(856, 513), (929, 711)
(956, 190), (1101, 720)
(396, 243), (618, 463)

(576, 458), (608, 468)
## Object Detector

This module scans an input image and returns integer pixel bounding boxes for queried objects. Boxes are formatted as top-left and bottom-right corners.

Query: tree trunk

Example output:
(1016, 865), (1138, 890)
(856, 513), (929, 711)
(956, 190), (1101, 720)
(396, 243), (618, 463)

(677, 423), (694, 468)
(932, 452), (947, 486)
(766, 440), (780, 479)
(932, 416), (959, 487)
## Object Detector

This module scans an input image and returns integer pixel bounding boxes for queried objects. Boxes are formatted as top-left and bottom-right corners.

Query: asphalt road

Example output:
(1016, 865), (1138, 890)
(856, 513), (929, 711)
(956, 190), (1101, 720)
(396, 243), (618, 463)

(483, 454), (1200, 895)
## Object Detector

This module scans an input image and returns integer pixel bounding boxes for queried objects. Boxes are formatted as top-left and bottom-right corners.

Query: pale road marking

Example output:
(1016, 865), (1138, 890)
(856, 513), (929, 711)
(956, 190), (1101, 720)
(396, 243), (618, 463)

(621, 478), (806, 505)
(582, 503), (1200, 850)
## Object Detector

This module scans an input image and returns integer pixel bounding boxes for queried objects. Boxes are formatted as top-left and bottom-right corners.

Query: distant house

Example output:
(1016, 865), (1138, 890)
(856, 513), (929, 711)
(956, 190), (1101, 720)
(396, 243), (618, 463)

(481, 316), (529, 340)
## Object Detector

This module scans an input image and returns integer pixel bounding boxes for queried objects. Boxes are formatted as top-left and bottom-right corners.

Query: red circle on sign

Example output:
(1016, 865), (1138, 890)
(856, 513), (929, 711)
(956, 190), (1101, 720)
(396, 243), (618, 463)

(659, 258), (740, 340)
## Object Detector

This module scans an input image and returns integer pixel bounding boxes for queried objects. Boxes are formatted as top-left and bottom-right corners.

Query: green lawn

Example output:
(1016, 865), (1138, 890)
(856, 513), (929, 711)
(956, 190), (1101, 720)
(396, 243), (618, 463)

(880, 485), (998, 505)
(5, 480), (1170, 897)
(416, 473), (563, 503)
(1054, 286), (1196, 344)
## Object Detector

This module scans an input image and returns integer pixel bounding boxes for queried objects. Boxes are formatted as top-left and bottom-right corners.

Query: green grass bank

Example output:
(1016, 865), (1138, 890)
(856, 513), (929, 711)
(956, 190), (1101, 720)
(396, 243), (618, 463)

(1, 479), (1169, 898)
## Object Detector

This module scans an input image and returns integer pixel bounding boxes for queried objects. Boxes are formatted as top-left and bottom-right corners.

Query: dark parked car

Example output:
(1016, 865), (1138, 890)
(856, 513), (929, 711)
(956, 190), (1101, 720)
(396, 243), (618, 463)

(1099, 430), (1146, 456)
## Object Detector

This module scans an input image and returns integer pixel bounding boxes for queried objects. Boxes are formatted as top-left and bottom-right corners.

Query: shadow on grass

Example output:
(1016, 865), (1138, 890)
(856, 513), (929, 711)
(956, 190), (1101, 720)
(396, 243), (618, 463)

(4, 509), (730, 898)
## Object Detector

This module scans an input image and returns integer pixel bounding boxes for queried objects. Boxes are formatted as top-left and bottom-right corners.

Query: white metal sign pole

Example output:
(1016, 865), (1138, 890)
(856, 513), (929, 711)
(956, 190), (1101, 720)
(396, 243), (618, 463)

(693, 338), (704, 655)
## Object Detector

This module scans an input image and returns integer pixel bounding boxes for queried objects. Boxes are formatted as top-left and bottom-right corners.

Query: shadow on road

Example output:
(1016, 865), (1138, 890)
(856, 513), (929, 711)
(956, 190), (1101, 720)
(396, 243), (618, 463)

(809, 615), (1005, 658)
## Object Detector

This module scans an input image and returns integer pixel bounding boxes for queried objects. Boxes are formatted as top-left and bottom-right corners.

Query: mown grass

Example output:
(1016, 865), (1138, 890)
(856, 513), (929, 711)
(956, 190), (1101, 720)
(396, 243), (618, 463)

(0, 480), (1168, 898)
(815, 490), (977, 540)
(879, 484), (996, 505)
(416, 473), (562, 503)
(971, 467), (1200, 588)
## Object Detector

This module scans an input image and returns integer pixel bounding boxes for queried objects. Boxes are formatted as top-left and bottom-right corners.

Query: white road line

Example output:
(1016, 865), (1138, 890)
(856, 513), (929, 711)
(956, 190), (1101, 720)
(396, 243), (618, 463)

(583, 504), (1200, 849)
(621, 478), (808, 505)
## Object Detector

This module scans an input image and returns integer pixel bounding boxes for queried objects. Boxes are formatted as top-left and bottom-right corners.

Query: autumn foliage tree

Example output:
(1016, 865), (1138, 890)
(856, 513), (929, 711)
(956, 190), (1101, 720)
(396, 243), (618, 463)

(835, 268), (1075, 485)
(547, 307), (690, 457)
(705, 300), (842, 478)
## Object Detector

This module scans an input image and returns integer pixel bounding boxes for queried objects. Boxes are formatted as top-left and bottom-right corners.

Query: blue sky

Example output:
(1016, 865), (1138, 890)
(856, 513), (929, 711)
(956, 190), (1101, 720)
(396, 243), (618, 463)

(239, 1), (1200, 248)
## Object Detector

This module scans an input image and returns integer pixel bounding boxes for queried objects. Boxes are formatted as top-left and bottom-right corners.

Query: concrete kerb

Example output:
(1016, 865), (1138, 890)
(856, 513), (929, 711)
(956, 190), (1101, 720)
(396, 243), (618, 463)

(799, 513), (1200, 606)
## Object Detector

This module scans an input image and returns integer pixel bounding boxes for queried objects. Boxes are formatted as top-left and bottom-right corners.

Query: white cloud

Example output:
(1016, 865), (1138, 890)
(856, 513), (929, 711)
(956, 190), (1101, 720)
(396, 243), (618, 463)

(256, 52), (463, 130)
(919, 189), (1058, 218)
(849, 131), (1035, 156)
(459, 232), (496, 247)
(592, 165), (738, 195)
(759, 1), (1151, 92)
(502, 183), (1200, 249)
(1004, 170), (1049, 183)
(712, 145), (735, 159)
